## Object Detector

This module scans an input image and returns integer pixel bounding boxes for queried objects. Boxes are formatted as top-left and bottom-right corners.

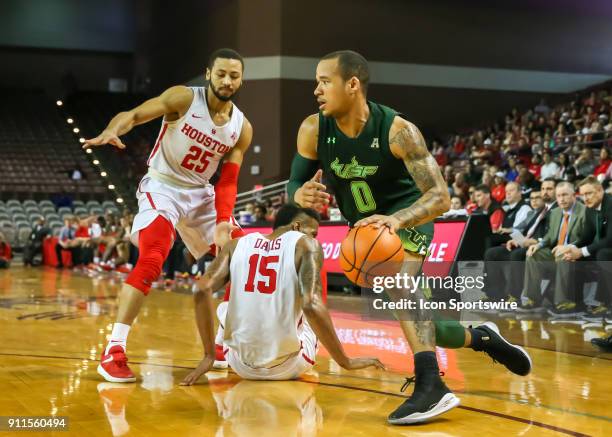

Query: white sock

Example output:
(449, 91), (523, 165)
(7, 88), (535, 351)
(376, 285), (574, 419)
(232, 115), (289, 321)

(105, 323), (131, 354)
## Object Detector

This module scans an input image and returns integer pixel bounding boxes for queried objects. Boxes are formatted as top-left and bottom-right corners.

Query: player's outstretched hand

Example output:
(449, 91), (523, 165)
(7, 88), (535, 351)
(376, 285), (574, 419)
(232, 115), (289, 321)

(354, 215), (400, 234)
(179, 355), (215, 386)
(83, 130), (127, 150)
(214, 221), (239, 255)
(344, 357), (386, 371)
(295, 169), (331, 210)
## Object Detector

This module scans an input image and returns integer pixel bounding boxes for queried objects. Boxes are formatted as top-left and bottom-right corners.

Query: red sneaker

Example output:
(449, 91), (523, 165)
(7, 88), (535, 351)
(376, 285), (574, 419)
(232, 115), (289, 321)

(97, 345), (136, 382)
(213, 344), (228, 369)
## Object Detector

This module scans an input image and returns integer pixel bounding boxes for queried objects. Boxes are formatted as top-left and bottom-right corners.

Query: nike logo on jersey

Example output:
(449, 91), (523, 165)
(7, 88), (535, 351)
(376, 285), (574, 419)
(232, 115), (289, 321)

(192, 114), (205, 118)
(330, 156), (378, 179)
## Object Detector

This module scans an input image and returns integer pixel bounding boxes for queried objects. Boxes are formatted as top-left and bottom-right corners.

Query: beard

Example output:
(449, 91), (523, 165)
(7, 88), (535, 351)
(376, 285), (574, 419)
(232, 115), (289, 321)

(210, 82), (236, 102)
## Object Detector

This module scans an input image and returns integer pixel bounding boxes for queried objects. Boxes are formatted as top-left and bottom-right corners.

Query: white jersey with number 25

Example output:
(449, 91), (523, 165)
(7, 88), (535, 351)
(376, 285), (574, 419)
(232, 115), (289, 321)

(147, 86), (244, 187)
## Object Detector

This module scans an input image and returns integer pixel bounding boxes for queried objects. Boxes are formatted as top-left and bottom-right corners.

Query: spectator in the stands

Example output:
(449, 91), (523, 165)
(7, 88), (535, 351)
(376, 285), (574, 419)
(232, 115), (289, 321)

(451, 172), (470, 202)
(56, 217), (81, 269)
(465, 186), (478, 214)
(520, 182), (594, 315)
(574, 147), (597, 177)
(432, 140), (447, 166)
(556, 176), (612, 319)
(450, 135), (467, 159)
(505, 156), (519, 182)
(499, 181), (532, 231)
(443, 166), (454, 192)
(251, 204), (271, 226)
(540, 151), (559, 180)
(594, 147), (611, 177)
(491, 172), (506, 204)
(481, 171), (493, 188)
(557, 153), (577, 181)
(528, 154), (542, 179)
(442, 196), (468, 218)
(473, 184), (505, 232)
(517, 166), (539, 197)
(0, 232), (11, 269)
(23, 217), (51, 267)
(70, 166), (84, 181)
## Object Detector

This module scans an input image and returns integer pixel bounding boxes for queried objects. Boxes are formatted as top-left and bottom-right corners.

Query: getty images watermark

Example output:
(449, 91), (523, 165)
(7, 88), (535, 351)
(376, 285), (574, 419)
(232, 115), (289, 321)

(356, 261), (520, 322)
(368, 272), (517, 311)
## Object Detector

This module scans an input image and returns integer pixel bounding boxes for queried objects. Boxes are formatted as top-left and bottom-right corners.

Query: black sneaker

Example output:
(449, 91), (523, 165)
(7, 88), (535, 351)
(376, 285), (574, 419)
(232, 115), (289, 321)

(471, 322), (532, 376)
(591, 335), (612, 352)
(387, 373), (460, 425)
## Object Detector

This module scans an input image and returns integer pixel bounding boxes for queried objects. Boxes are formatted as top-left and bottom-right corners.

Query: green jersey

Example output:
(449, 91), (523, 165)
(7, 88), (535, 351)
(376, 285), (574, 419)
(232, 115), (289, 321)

(317, 101), (433, 255)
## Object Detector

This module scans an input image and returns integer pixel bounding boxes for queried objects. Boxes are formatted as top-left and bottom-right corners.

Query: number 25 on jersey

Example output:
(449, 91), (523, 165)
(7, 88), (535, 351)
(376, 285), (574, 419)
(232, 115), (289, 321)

(180, 145), (214, 174)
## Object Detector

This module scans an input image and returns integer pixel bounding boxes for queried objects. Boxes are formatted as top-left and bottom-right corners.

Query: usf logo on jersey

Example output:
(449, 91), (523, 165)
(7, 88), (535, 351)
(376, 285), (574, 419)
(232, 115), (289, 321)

(330, 156), (378, 179)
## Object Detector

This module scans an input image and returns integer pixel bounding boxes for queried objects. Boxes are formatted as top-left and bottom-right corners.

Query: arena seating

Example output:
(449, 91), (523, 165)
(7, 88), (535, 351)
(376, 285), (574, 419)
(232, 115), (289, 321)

(0, 198), (119, 248)
(0, 90), (107, 198)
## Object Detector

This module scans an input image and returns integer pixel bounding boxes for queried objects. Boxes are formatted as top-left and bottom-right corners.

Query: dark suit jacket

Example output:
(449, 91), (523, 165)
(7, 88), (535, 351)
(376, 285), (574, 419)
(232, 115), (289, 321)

(515, 201), (557, 239)
(29, 225), (50, 244)
(586, 193), (612, 255)
(541, 201), (594, 249)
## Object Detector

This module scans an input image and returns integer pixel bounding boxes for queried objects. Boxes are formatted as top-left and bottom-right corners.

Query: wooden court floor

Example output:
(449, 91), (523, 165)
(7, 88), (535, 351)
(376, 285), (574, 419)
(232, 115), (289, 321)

(0, 266), (610, 436)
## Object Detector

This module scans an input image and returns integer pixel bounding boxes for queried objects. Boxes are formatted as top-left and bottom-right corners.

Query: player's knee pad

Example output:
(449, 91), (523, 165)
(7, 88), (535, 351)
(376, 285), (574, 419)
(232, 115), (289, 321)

(126, 215), (175, 295)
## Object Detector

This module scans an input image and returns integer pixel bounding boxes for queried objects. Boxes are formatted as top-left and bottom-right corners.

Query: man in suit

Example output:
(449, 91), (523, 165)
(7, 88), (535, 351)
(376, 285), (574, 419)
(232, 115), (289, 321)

(483, 179), (557, 301)
(23, 217), (51, 266)
(556, 176), (612, 321)
(520, 182), (594, 315)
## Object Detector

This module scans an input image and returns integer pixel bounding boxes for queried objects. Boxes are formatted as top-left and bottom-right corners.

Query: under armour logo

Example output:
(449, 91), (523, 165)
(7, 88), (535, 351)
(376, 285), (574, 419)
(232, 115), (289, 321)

(327, 137), (336, 144)
(370, 138), (380, 149)
(231, 132), (237, 141)
(212, 128), (217, 135)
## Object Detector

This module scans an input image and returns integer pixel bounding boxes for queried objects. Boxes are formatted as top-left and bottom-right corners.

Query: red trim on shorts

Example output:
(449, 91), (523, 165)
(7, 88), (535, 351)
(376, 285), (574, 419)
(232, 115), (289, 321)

(146, 192), (156, 209)
(223, 348), (229, 356)
(147, 122), (168, 166)
(302, 353), (315, 365)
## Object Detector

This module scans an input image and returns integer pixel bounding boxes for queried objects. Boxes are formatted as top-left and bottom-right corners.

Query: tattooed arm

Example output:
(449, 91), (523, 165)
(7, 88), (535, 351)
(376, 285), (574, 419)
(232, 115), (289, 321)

(354, 117), (450, 230)
(297, 236), (384, 371)
(389, 117), (451, 228)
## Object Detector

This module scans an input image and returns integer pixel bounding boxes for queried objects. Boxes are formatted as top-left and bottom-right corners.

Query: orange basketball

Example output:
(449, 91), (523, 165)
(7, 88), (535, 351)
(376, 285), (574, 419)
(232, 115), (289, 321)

(339, 225), (404, 288)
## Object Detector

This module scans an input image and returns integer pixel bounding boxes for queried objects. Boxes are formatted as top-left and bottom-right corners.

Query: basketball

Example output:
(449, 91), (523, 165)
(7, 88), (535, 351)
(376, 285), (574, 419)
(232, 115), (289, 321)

(339, 224), (404, 288)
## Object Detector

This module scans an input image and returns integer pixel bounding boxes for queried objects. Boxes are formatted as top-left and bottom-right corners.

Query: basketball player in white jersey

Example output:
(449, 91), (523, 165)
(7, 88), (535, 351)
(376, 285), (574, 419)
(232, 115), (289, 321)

(181, 204), (384, 384)
(84, 48), (252, 383)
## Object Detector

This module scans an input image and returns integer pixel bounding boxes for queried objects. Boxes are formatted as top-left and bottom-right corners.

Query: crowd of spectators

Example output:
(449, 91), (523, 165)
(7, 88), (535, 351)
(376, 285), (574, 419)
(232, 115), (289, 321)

(439, 87), (611, 217)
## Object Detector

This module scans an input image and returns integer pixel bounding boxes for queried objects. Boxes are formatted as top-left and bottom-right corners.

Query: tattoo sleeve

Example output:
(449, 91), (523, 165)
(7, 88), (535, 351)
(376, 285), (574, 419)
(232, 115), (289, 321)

(389, 122), (450, 229)
(297, 239), (324, 301)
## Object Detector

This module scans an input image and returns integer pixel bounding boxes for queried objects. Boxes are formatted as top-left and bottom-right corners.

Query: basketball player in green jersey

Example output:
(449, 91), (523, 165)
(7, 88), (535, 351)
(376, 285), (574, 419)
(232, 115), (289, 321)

(287, 51), (532, 424)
